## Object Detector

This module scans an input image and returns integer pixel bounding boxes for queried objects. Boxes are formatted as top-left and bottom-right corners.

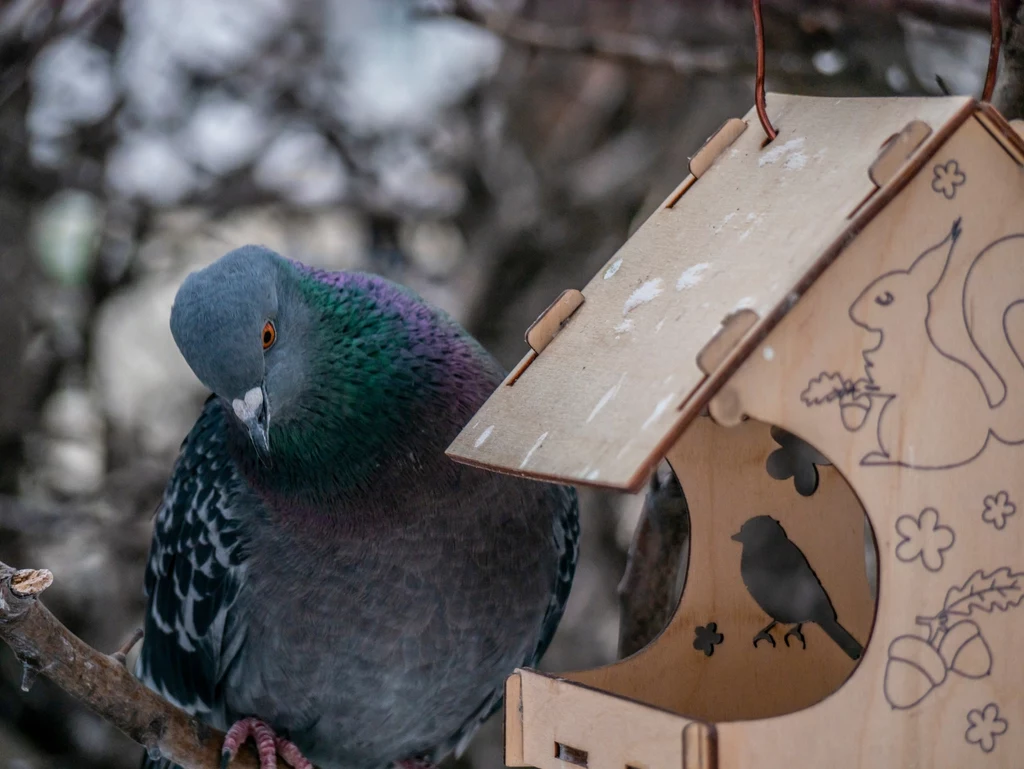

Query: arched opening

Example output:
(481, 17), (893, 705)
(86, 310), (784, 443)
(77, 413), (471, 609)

(566, 415), (879, 723)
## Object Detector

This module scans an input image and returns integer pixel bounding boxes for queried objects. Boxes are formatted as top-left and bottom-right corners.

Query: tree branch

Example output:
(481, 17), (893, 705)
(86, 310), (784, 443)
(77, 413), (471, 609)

(424, 0), (1024, 112)
(818, 0), (993, 29)
(995, 0), (1024, 119)
(422, 0), (997, 82)
(0, 559), (276, 769)
(421, 0), (759, 77)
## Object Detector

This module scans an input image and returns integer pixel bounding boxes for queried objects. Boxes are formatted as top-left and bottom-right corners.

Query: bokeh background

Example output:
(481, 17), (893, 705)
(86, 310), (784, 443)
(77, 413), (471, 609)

(0, 0), (997, 767)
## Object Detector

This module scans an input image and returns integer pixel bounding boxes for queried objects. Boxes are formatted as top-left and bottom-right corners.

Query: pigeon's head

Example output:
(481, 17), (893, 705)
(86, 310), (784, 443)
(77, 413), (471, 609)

(731, 515), (786, 546)
(170, 245), (310, 463)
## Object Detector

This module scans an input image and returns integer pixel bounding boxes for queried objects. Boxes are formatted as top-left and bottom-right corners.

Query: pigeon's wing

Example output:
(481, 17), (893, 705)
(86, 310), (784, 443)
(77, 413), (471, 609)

(136, 397), (251, 734)
(449, 483), (580, 759)
(525, 483), (580, 666)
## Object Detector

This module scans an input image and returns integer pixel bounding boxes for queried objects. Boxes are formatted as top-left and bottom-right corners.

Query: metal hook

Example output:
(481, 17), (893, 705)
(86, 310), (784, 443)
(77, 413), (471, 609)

(753, 0), (777, 141)
(982, 0), (1002, 103)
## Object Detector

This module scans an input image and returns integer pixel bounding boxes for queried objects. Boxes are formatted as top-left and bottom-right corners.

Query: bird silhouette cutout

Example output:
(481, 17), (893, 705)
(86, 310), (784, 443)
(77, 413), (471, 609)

(732, 515), (863, 660)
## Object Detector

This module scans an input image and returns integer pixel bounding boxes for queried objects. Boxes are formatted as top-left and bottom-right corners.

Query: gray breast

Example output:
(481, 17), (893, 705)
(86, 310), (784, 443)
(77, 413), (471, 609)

(223, 475), (559, 769)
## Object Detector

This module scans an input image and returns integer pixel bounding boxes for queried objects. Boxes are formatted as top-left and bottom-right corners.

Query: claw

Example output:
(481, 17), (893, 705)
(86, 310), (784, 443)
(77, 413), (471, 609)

(753, 630), (776, 648)
(221, 717), (311, 769)
(783, 624), (807, 649)
(752, 620), (777, 648)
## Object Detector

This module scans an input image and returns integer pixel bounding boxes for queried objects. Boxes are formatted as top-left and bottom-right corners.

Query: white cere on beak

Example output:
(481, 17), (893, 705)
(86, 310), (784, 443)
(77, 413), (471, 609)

(232, 387), (264, 423)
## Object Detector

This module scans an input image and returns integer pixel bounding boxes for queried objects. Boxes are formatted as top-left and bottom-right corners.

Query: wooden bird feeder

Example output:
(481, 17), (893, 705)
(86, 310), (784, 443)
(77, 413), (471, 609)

(446, 93), (1024, 768)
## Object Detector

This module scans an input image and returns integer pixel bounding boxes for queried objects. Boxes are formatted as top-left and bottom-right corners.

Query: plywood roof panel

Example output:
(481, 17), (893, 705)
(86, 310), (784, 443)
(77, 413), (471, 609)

(447, 94), (975, 491)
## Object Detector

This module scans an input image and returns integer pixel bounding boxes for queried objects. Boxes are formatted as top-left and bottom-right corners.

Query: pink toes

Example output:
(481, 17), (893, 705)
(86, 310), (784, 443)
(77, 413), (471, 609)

(275, 735), (314, 769)
(220, 717), (312, 769)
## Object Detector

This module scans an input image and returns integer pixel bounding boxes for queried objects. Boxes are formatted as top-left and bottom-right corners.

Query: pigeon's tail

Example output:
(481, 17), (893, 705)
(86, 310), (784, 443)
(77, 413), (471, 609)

(819, 616), (863, 660)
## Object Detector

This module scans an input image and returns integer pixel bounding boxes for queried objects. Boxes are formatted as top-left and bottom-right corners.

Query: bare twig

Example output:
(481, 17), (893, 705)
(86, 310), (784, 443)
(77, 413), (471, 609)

(0, 0), (117, 109)
(0, 559), (281, 769)
(995, 0), (1024, 119)
(422, 0), (999, 82)
(421, 0), (755, 77)
(816, 0), (993, 29)
(112, 627), (145, 666)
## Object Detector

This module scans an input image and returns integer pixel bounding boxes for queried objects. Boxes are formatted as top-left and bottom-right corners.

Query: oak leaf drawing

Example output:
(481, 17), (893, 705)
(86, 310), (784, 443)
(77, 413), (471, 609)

(942, 567), (1024, 619)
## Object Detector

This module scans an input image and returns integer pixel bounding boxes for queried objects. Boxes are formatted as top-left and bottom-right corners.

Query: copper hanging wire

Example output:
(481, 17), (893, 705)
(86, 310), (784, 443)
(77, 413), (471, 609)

(752, 0), (777, 141)
(753, 0), (1001, 137)
(982, 0), (1002, 102)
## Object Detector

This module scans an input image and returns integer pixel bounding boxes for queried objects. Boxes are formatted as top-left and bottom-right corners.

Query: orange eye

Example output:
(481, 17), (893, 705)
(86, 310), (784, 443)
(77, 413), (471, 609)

(262, 321), (276, 350)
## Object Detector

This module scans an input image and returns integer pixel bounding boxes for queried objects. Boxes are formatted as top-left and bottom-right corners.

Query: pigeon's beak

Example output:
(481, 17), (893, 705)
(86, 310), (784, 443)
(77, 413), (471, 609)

(232, 384), (272, 466)
(244, 408), (271, 465)
(730, 531), (742, 542)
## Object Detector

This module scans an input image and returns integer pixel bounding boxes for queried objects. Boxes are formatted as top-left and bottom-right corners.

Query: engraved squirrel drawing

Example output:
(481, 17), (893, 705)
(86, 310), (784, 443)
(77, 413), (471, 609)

(802, 218), (1024, 469)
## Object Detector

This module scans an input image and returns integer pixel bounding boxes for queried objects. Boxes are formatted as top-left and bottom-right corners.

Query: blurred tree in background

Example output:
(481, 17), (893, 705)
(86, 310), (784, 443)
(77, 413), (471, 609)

(0, 0), (1000, 766)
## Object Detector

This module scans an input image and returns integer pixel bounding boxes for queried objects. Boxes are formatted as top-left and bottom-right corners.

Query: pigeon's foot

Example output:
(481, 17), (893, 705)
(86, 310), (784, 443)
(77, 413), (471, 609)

(784, 624), (807, 649)
(753, 621), (777, 648)
(221, 717), (313, 769)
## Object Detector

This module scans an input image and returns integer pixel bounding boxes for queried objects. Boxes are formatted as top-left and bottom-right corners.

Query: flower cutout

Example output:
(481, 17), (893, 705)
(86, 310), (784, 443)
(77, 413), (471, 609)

(932, 159), (966, 200)
(895, 507), (955, 572)
(982, 490), (1016, 530)
(965, 703), (1008, 753)
(765, 426), (831, 497)
(693, 622), (724, 657)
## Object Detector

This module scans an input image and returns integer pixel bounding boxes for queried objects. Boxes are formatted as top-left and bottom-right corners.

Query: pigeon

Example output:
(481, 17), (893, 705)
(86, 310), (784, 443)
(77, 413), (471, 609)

(617, 464), (689, 658)
(732, 515), (862, 660)
(135, 245), (580, 769)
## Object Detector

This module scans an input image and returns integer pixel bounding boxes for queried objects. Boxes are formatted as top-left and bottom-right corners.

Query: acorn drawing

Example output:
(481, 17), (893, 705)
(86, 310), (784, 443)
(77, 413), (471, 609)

(799, 373), (872, 431)
(884, 620), (994, 709)
(937, 620), (992, 679)
(884, 568), (1023, 711)
(838, 389), (871, 431)
(884, 635), (947, 709)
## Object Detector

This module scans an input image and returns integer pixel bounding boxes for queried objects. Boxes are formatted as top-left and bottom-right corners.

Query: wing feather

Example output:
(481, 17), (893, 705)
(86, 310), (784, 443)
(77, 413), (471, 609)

(136, 398), (250, 724)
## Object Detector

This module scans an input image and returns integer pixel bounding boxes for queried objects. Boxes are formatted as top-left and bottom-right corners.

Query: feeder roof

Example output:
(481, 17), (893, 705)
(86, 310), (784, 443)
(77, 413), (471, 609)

(447, 93), (989, 492)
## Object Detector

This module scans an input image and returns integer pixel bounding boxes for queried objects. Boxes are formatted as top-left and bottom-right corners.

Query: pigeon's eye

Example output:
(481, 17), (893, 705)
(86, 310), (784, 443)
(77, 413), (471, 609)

(262, 321), (276, 350)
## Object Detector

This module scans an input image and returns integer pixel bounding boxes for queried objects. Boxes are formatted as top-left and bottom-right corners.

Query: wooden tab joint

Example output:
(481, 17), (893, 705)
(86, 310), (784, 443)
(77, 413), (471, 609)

(504, 289), (585, 387)
(663, 117), (747, 209)
(868, 119), (933, 188)
(695, 309), (758, 428)
(503, 672), (526, 766)
(696, 309), (759, 376)
(682, 721), (717, 769)
(689, 118), (748, 180)
(526, 289), (586, 355)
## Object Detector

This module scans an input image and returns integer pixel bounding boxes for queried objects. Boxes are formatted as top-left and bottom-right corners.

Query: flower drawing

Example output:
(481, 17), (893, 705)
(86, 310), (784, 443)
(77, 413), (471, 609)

(932, 159), (966, 199)
(965, 703), (1008, 753)
(895, 507), (954, 572)
(982, 491), (1016, 530)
